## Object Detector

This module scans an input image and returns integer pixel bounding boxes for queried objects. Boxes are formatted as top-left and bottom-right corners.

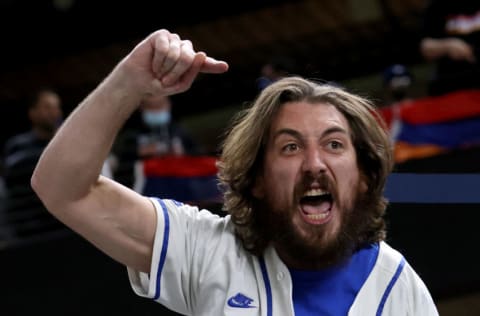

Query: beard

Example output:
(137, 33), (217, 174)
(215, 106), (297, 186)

(257, 176), (374, 270)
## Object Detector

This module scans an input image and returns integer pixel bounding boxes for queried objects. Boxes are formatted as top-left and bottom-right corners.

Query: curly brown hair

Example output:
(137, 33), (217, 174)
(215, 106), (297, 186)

(217, 77), (393, 255)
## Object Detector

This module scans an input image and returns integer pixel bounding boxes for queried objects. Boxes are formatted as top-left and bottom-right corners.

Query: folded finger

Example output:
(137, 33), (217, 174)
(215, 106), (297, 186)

(157, 33), (182, 76)
(168, 52), (206, 93)
(162, 42), (196, 86)
(151, 30), (171, 76)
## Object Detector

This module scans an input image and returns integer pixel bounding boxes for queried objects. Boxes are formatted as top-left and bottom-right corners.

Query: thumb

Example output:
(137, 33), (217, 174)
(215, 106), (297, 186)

(200, 56), (229, 74)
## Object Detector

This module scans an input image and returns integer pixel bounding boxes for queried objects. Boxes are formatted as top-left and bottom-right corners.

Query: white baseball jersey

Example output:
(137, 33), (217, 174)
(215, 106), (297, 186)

(128, 198), (439, 316)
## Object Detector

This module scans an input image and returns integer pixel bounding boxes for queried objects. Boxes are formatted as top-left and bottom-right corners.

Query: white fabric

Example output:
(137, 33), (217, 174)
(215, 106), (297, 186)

(128, 198), (439, 316)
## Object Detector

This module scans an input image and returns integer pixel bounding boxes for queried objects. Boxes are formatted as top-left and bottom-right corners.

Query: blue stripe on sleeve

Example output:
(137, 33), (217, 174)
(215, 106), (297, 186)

(259, 257), (273, 316)
(153, 199), (171, 300)
(376, 257), (406, 316)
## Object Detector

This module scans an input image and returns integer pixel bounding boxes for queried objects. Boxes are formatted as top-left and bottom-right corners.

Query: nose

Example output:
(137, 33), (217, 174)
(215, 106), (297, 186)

(302, 146), (327, 176)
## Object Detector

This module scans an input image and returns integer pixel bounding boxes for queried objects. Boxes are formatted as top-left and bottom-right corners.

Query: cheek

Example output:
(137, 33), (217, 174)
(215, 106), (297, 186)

(336, 159), (361, 192)
(254, 171), (285, 200)
(263, 163), (297, 197)
(268, 159), (298, 183)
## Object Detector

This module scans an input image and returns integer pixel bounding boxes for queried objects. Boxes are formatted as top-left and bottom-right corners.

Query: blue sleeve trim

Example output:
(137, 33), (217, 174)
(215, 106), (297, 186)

(376, 257), (406, 316)
(259, 257), (273, 316)
(153, 198), (171, 300)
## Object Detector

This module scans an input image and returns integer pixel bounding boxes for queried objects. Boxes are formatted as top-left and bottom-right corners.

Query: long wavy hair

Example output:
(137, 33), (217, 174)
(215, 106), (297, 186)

(217, 77), (393, 256)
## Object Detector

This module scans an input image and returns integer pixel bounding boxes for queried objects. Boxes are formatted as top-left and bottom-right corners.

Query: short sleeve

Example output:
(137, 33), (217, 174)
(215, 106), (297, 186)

(127, 197), (231, 315)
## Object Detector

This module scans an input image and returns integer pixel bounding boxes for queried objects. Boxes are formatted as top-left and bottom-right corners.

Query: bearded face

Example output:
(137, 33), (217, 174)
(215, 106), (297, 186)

(252, 101), (368, 269)
(30, 92), (63, 135)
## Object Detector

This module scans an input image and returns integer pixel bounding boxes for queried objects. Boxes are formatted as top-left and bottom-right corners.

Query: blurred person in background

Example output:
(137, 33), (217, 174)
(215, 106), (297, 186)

(381, 64), (414, 143)
(256, 56), (296, 91)
(2, 88), (64, 238)
(137, 94), (199, 159)
(112, 94), (201, 189)
(420, 0), (480, 96)
(382, 64), (414, 106)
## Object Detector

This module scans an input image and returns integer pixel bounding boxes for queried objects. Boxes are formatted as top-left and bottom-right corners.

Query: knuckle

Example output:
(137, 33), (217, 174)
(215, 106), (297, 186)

(182, 40), (193, 47)
(177, 50), (194, 66)
(155, 29), (169, 36)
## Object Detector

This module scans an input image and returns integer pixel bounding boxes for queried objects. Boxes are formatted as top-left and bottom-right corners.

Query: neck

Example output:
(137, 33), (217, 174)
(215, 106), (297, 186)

(273, 237), (357, 271)
(33, 126), (55, 140)
(275, 245), (345, 270)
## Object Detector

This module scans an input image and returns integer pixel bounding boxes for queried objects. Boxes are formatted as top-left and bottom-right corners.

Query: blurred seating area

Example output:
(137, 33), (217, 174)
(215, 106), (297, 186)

(380, 89), (480, 168)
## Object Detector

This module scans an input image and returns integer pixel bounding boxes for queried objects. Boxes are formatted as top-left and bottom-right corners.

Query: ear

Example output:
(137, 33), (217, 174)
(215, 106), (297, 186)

(359, 173), (368, 194)
(252, 175), (265, 199)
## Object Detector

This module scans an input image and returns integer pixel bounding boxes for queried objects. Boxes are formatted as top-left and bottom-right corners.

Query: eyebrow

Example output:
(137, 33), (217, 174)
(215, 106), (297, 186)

(321, 126), (349, 138)
(272, 128), (303, 142)
(272, 126), (348, 142)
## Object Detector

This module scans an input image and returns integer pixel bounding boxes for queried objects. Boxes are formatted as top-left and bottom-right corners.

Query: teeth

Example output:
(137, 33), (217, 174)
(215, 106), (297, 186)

(305, 212), (329, 220)
(303, 189), (329, 197)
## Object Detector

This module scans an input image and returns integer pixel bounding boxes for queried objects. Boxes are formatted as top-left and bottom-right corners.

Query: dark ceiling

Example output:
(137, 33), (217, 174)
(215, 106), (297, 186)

(0, 0), (297, 69)
(0, 0), (427, 143)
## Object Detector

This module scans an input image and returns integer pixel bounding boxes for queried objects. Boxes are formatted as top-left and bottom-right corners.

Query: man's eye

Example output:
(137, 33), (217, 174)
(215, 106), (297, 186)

(282, 143), (298, 153)
(328, 141), (343, 150)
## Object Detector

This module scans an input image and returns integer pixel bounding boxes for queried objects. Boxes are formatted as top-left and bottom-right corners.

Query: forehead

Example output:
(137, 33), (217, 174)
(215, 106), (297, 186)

(270, 101), (350, 134)
(35, 92), (60, 107)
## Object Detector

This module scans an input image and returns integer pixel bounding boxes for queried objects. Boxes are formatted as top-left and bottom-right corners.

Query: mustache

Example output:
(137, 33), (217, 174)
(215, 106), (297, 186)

(294, 173), (335, 199)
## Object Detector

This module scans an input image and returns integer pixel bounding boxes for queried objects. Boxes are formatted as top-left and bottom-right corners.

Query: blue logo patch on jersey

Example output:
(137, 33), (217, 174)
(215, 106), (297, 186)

(227, 293), (255, 308)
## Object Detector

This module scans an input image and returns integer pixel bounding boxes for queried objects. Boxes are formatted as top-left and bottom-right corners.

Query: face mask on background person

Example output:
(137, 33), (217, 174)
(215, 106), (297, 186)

(142, 110), (171, 128)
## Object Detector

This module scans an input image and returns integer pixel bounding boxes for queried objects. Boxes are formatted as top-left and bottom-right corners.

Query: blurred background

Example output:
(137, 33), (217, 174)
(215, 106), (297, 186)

(1, 0), (479, 315)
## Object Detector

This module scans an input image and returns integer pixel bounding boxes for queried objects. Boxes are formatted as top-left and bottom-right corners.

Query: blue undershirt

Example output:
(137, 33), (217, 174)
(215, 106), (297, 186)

(289, 243), (379, 316)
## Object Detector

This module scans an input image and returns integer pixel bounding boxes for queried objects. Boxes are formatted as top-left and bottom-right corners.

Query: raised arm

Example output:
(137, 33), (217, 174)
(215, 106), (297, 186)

(31, 30), (228, 272)
(420, 37), (476, 63)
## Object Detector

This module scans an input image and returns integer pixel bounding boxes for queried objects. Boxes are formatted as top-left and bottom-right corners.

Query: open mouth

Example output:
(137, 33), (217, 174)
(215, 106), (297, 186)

(299, 188), (333, 224)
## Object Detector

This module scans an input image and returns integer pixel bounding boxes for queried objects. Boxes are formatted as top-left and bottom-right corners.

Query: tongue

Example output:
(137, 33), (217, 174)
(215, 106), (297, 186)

(301, 201), (332, 214)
